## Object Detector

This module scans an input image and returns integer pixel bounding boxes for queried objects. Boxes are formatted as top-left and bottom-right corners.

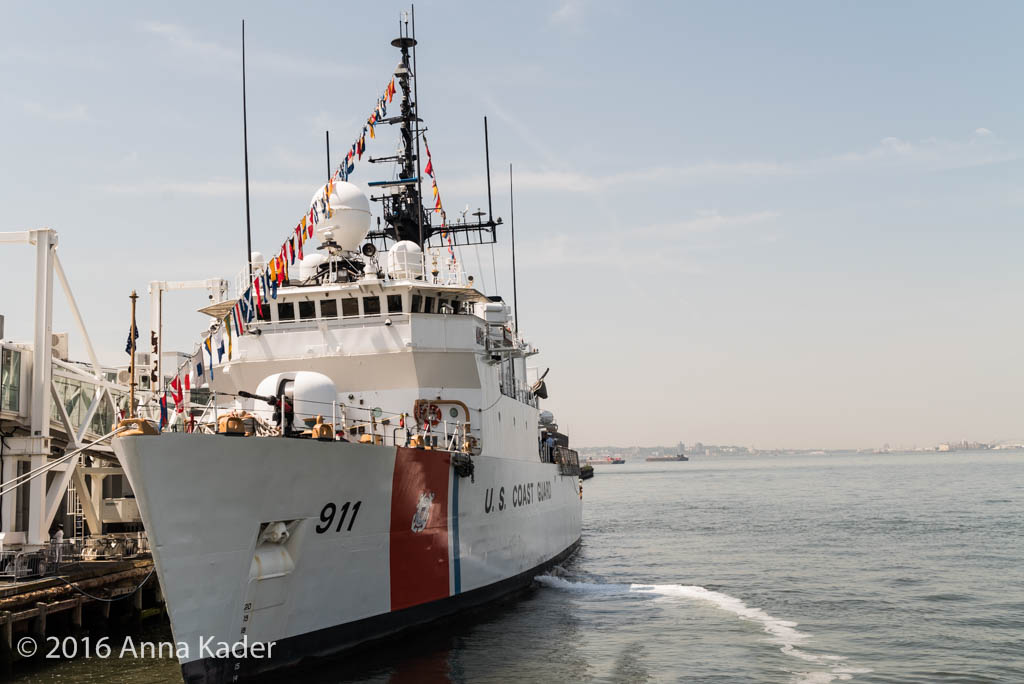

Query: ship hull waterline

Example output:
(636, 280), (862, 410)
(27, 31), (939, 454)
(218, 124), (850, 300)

(113, 434), (583, 683)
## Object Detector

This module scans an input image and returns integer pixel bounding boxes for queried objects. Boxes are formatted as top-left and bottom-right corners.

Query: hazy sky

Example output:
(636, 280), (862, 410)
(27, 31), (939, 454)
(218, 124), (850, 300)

(2, 1), (1022, 449)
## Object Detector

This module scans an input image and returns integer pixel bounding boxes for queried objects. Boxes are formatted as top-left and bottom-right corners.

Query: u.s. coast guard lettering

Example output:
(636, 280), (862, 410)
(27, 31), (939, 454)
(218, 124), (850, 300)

(484, 480), (553, 513)
(484, 486), (504, 513)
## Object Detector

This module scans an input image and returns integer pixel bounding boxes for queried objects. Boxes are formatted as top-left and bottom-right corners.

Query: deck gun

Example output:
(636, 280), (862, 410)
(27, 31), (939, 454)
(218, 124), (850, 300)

(238, 390), (296, 435)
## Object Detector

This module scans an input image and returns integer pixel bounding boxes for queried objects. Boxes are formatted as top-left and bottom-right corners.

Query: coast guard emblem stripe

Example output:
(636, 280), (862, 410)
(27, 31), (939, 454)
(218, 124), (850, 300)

(389, 447), (451, 611)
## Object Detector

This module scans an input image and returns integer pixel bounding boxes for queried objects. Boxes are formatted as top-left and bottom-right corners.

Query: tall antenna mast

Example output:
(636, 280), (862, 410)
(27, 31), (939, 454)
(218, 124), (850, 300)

(325, 130), (331, 182)
(509, 163), (518, 333)
(242, 20), (253, 282)
(484, 117), (493, 223)
(386, 10), (424, 246)
(411, 5), (424, 247)
(367, 6), (502, 252)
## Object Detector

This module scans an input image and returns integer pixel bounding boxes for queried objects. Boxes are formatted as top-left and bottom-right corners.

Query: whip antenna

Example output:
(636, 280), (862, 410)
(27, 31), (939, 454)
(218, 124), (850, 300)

(242, 20), (253, 281)
(510, 163), (518, 333)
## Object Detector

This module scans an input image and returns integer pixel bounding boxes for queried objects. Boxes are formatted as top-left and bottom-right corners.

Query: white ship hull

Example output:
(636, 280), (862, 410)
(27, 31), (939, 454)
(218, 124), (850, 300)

(114, 434), (582, 682)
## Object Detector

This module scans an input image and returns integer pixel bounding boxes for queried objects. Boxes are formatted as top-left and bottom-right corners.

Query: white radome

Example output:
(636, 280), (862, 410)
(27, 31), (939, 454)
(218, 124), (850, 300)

(298, 253), (327, 281)
(386, 240), (425, 280)
(309, 181), (371, 252)
(250, 251), (266, 271)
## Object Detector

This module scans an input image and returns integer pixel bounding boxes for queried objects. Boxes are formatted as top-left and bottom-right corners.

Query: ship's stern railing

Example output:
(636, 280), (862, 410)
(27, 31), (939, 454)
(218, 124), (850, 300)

(553, 446), (581, 477)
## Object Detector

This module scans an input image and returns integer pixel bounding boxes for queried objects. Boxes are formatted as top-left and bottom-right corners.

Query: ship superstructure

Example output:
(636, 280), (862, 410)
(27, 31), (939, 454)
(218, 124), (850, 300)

(112, 24), (582, 683)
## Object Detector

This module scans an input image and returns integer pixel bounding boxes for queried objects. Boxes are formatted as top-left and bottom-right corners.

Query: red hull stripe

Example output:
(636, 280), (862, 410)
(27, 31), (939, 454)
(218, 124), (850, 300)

(389, 447), (451, 611)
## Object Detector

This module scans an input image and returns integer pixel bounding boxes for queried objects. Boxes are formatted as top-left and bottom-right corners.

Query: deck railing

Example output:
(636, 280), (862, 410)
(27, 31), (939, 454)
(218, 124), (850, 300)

(553, 446), (581, 477)
(234, 250), (469, 299)
(141, 398), (483, 454)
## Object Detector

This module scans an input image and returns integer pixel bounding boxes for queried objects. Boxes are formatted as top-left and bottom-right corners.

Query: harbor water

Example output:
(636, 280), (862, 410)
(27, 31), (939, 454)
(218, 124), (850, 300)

(13, 449), (1023, 683)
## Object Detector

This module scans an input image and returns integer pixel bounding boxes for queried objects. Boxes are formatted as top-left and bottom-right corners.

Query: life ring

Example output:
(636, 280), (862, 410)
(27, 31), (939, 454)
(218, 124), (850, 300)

(415, 403), (442, 427)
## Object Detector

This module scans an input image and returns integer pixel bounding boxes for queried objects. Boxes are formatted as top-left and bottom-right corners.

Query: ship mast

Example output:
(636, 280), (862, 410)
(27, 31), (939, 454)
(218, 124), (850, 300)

(382, 32), (429, 246)
(365, 23), (503, 252)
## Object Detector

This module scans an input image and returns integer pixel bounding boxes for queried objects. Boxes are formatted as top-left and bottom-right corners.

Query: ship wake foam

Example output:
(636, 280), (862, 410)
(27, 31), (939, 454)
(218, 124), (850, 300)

(535, 575), (870, 683)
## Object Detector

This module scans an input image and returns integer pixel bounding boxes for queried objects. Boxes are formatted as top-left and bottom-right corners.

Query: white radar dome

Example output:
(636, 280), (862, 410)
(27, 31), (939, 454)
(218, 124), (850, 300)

(298, 253), (327, 281)
(250, 251), (266, 272)
(386, 240), (425, 280)
(539, 410), (555, 426)
(309, 181), (371, 252)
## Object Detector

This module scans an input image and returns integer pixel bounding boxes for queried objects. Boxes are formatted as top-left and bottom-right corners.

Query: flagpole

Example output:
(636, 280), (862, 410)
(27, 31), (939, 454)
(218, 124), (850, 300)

(242, 19), (254, 283)
(129, 290), (137, 418)
(326, 130), (331, 182)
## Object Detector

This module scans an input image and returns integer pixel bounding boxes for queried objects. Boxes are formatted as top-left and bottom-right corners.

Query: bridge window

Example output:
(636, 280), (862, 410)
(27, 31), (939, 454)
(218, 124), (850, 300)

(321, 299), (338, 319)
(255, 300), (271, 321)
(424, 296), (435, 314)
(387, 294), (403, 313)
(277, 302), (295, 322)
(411, 294), (422, 313)
(342, 298), (359, 318)
(299, 301), (316, 321)
(363, 296), (381, 316)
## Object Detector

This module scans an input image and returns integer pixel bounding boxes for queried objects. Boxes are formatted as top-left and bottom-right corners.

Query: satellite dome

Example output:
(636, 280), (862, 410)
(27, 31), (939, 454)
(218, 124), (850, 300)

(298, 253), (327, 281)
(386, 240), (425, 280)
(309, 182), (371, 252)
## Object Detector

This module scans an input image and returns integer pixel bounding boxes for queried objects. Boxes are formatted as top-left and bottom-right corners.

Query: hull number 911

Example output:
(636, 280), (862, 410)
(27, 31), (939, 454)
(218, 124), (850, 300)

(315, 501), (362, 534)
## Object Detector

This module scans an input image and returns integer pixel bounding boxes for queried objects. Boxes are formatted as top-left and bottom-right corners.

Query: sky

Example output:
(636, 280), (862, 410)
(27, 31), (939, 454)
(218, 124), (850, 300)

(1, 1), (1022, 449)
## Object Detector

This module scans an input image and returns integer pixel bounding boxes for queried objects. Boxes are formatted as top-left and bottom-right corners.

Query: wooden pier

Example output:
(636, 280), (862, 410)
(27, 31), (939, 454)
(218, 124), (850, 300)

(0, 557), (163, 672)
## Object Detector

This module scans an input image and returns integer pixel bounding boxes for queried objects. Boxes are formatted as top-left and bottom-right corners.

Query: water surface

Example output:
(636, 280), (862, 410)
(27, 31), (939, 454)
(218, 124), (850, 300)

(15, 450), (1024, 683)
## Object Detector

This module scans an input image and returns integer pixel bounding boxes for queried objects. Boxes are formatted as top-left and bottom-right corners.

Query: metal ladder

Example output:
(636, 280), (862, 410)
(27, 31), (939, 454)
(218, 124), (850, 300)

(66, 480), (85, 545)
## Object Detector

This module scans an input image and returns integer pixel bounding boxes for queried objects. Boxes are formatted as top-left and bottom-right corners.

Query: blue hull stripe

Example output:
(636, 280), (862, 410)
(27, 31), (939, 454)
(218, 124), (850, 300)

(452, 472), (461, 594)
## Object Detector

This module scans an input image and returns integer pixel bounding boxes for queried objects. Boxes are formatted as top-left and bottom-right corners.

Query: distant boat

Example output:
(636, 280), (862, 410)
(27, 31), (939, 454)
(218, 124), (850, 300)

(645, 453), (689, 462)
(588, 456), (625, 464)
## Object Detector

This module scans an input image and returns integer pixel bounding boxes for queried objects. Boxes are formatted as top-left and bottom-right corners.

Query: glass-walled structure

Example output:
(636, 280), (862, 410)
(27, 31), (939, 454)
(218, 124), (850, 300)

(50, 373), (128, 437)
(1, 346), (23, 413)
